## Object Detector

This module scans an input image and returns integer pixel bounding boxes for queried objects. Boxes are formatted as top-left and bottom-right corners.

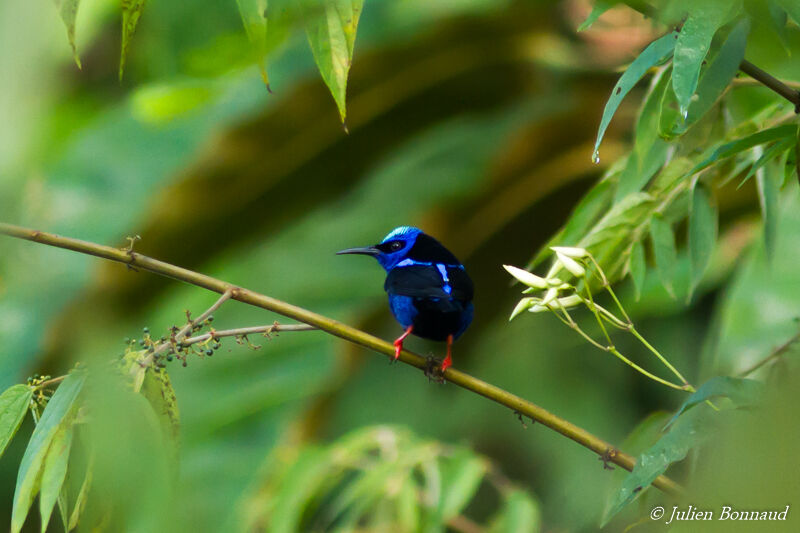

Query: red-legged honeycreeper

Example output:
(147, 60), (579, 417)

(337, 226), (474, 372)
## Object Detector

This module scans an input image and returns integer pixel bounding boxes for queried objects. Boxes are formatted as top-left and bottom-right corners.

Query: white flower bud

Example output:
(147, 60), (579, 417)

(554, 294), (582, 308)
(503, 265), (549, 289)
(550, 246), (589, 259)
(541, 287), (559, 306)
(555, 251), (585, 277)
(529, 304), (549, 313)
(509, 298), (535, 320)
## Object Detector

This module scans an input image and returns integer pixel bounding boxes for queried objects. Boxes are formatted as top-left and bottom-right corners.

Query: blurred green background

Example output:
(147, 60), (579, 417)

(2, 0), (800, 531)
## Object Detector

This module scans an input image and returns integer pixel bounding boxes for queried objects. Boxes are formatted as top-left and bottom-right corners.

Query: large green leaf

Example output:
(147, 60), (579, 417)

(39, 422), (74, 533)
(236, 0), (270, 87)
(593, 31), (679, 161)
(52, 0), (82, 68)
(11, 371), (85, 533)
(664, 376), (764, 429)
(690, 124), (798, 175)
(672, 0), (740, 116)
(0, 385), (33, 461)
(303, 0), (364, 123)
(688, 183), (718, 299)
(669, 18), (750, 137)
(601, 409), (706, 526)
(601, 411), (671, 525)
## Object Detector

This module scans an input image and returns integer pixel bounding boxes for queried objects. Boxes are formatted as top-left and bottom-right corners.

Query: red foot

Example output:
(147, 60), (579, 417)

(441, 335), (454, 373)
(393, 326), (413, 361)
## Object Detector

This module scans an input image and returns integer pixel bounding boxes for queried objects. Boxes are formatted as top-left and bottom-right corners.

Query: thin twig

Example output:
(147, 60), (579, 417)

(738, 331), (800, 377)
(139, 289), (234, 369)
(32, 375), (67, 391)
(181, 323), (317, 346)
(0, 223), (682, 496)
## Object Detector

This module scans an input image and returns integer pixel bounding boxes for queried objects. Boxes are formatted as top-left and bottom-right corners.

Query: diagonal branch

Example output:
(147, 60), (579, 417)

(0, 222), (681, 495)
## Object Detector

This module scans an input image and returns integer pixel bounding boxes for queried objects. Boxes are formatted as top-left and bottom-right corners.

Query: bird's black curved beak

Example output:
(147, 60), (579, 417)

(336, 246), (380, 256)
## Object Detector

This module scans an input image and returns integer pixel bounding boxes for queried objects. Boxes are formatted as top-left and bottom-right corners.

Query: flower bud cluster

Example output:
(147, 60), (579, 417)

(503, 247), (590, 320)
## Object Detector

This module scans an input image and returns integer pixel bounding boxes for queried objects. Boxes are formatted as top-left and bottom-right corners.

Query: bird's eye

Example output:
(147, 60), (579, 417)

(390, 241), (403, 251)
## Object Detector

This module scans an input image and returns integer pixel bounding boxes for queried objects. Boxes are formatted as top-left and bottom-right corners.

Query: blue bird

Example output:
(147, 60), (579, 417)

(337, 226), (474, 373)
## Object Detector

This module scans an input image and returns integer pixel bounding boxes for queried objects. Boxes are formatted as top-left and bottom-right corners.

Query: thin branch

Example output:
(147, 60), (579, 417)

(180, 323), (317, 347)
(739, 60), (800, 112)
(738, 331), (800, 377)
(0, 223), (682, 496)
(137, 289), (233, 370)
(32, 375), (66, 391)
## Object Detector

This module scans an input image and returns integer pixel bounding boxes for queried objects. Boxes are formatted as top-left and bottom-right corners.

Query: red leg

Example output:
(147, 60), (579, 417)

(441, 335), (453, 372)
(393, 326), (413, 361)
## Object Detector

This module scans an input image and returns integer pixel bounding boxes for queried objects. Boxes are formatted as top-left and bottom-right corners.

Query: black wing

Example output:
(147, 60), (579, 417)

(384, 265), (473, 301)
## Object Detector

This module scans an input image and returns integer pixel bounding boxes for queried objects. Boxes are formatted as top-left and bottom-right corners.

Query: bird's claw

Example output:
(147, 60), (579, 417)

(424, 355), (446, 384)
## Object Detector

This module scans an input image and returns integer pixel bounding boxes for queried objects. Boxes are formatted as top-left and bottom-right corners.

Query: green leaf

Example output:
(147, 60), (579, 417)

(11, 372), (84, 533)
(617, 142), (668, 201)
(119, 0), (146, 81)
(52, 0), (82, 68)
(578, 0), (614, 31)
(776, 0), (800, 26)
(690, 124), (798, 175)
(672, 1), (740, 116)
(601, 412), (671, 525)
(39, 423), (74, 533)
(140, 367), (180, 443)
(620, 66), (669, 197)
(395, 477), (419, 532)
(664, 376), (764, 429)
(601, 409), (705, 526)
(674, 18), (750, 135)
(737, 138), (794, 189)
(529, 178), (615, 269)
(236, 0), (270, 87)
(0, 385), (33, 461)
(657, 67), (682, 140)
(628, 239), (646, 301)
(593, 31), (679, 160)
(635, 67), (671, 161)
(688, 184), (718, 299)
(303, 0), (364, 123)
(68, 450), (93, 531)
(757, 152), (782, 260)
(57, 483), (69, 533)
(437, 450), (487, 520)
(578, 192), (656, 284)
(649, 215), (677, 297)
(489, 490), (541, 533)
